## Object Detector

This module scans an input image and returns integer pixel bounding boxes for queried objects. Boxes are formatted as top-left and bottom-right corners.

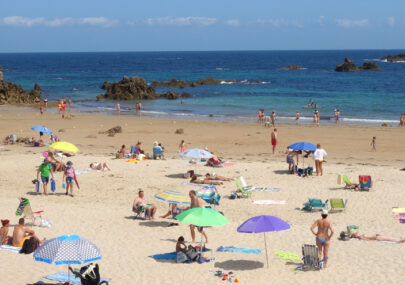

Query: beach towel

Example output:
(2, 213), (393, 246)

(252, 200), (286, 205)
(182, 182), (207, 187)
(44, 272), (111, 285)
(0, 245), (21, 253)
(251, 187), (280, 192)
(350, 238), (400, 244)
(392, 208), (405, 214)
(217, 246), (262, 255)
(274, 251), (300, 261)
(150, 248), (211, 260)
(75, 170), (89, 175)
(221, 162), (235, 167)
(126, 159), (139, 163)
(184, 160), (206, 165)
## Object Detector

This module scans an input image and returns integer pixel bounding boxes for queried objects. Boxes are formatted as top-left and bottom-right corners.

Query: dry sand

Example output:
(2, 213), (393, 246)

(0, 109), (405, 284)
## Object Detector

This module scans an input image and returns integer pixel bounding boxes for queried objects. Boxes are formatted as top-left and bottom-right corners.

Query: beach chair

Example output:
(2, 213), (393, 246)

(329, 198), (347, 212)
(301, 244), (322, 271)
(302, 199), (328, 212)
(132, 206), (146, 220)
(15, 198), (44, 226)
(342, 175), (359, 189)
(234, 178), (252, 198)
(359, 175), (372, 191)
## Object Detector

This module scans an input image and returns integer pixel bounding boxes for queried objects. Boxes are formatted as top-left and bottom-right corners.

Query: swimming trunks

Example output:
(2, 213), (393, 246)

(13, 236), (28, 247)
(316, 237), (328, 245)
(41, 176), (49, 183)
(271, 139), (277, 146)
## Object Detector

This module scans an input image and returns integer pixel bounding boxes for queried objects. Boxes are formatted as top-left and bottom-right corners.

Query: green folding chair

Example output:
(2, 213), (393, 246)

(234, 178), (252, 198)
(342, 175), (359, 189)
(329, 198), (347, 212)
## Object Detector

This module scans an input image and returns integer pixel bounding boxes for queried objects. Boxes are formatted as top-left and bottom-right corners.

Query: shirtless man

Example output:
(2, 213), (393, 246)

(12, 218), (45, 247)
(0, 219), (11, 245)
(271, 128), (277, 155)
(205, 173), (231, 181)
(133, 190), (157, 220)
(187, 190), (208, 244)
(271, 111), (276, 127)
(351, 232), (405, 243)
(310, 209), (334, 267)
(190, 175), (223, 185)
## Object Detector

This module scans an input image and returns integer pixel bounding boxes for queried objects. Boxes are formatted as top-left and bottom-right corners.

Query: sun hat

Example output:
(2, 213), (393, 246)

(322, 209), (328, 215)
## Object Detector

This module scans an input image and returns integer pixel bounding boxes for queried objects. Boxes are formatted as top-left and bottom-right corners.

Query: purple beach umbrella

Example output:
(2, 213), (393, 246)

(237, 215), (290, 268)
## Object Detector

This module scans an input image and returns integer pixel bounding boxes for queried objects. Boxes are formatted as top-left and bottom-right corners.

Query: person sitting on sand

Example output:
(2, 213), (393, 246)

(190, 174), (223, 185)
(176, 236), (188, 263)
(205, 151), (221, 166)
(46, 151), (64, 172)
(0, 219), (12, 245)
(12, 218), (45, 247)
(204, 173), (231, 181)
(33, 139), (44, 147)
(89, 162), (110, 171)
(133, 190), (157, 220)
(351, 232), (405, 243)
(160, 203), (184, 219)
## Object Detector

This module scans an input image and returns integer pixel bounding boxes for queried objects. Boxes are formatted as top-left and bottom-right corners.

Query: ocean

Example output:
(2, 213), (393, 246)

(0, 50), (404, 125)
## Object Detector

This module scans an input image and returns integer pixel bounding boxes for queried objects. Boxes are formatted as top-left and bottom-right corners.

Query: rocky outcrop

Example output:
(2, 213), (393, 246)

(335, 58), (381, 72)
(0, 81), (42, 104)
(381, 54), (405, 62)
(97, 76), (194, 101)
(152, 77), (264, 88)
(280, 65), (304, 70)
(0, 65), (3, 70)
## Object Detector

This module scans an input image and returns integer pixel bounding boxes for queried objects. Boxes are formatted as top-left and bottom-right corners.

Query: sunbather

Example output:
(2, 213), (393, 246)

(190, 174), (223, 185)
(89, 162), (110, 171)
(133, 190), (157, 220)
(12, 218), (45, 247)
(351, 232), (405, 243)
(0, 219), (12, 245)
(204, 173), (231, 181)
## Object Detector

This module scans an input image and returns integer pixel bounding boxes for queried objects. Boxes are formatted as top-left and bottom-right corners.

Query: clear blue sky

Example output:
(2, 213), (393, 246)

(0, 0), (404, 52)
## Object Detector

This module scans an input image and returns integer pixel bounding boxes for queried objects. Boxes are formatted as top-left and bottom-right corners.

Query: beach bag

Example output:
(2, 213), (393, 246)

(70, 263), (106, 285)
(19, 237), (39, 254)
(176, 252), (188, 263)
(186, 246), (200, 261)
(40, 219), (52, 228)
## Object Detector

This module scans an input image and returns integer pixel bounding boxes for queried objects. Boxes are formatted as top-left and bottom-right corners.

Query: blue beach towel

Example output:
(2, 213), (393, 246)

(44, 272), (111, 285)
(0, 245), (21, 252)
(217, 246), (262, 255)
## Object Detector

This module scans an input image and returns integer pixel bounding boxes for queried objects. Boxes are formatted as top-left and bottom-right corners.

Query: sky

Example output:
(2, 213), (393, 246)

(0, 0), (404, 52)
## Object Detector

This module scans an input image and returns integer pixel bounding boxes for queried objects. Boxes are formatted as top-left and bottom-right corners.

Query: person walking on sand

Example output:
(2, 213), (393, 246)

(186, 190), (208, 244)
(62, 161), (76, 197)
(311, 209), (334, 268)
(36, 159), (54, 195)
(314, 110), (320, 126)
(116, 103), (120, 115)
(371, 136), (376, 152)
(271, 128), (278, 155)
(314, 144), (327, 176)
(295, 111), (300, 125)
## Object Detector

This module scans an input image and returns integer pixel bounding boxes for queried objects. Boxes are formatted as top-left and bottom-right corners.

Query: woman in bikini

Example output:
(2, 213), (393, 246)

(190, 175), (223, 185)
(311, 209), (334, 267)
(351, 232), (405, 243)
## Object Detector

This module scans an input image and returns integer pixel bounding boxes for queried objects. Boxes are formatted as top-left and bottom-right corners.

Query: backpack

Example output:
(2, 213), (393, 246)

(19, 237), (39, 254)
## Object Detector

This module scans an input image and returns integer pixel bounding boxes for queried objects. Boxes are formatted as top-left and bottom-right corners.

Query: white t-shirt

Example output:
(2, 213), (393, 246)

(314, 149), (327, 161)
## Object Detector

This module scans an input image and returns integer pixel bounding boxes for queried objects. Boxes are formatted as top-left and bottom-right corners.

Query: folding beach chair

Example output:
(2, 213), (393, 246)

(329, 198), (347, 212)
(301, 244), (323, 271)
(234, 178), (252, 198)
(342, 175), (359, 190)
(359, 175), (372, 191)
(15, 198), (44, 226)
(132, 206), (146, 220)
(302, 199), (328, 212)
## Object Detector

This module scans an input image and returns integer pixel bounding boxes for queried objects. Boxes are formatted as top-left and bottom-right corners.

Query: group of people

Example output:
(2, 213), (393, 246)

(286, 144), (327, 176)
(57, 98), (72, 119)
(0, 218), (45, 247)
(258, 110), (277, 127)
(117, 141), (165, 160)
(115, 102), (142, 116)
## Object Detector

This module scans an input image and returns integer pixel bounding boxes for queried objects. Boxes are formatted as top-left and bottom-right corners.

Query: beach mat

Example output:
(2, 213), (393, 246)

(253, 200), (286, 205)
(274, 250), (300, 261)
(0, 245), (21, 253)
(221, 162), (235, 167)
(150, 248), (211, 260)
(251, 187), (280, 192)
(217, 246), (262, 254)
(44, 272), (111, 285)
(184, 160), (206, 165)
(392, 208), (405, 214)
(75, 169), (89, 175)
(182, 182), (207, 187)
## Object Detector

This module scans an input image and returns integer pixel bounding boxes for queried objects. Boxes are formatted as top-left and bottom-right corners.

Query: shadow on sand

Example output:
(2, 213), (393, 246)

(214, 260), (264, 270)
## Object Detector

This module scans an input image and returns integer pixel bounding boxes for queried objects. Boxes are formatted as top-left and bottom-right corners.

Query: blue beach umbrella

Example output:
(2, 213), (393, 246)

(179, 148), (213, 174)
(34, 235), (101, 283)
(31, 125), (52, 134)
(287, 142), (316, 152)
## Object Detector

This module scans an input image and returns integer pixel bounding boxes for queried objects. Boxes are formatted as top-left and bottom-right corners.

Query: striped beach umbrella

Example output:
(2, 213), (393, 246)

(154, 190), (190, 205)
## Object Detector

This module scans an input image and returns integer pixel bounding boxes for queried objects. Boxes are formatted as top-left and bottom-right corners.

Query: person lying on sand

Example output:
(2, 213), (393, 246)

(190, 174), (223, 185)
(12, 218), (45, 247)
(133, 190), (157, 220)
(89, 162), (110, 171)
(204, 173), (231, 181)
(0, 219), (12, 245)
(351, 232), (405, 243)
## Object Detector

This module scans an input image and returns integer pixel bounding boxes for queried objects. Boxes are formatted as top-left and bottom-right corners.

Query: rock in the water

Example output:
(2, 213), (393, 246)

(0, 81), (41, 104)
(381, 54), (405, 62)
(335, 58), (357, 72)
(358, 62), (382, 71)
(280, 65), (304, 70)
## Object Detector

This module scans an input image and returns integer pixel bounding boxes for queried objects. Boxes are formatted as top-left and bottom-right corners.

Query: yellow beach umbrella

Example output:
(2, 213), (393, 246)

(154, 190), (190, 205)
(49, 141), (79, 154)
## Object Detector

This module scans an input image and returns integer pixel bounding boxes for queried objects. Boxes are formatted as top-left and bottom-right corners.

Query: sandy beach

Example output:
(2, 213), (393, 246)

(1, 109), (405, 284)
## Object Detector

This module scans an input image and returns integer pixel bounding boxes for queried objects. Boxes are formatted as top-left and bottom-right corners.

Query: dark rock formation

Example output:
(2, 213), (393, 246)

(358, 62), (382, 71)
(335, 58), (381, 72)
(98, 76), (195, 101)
(381, 54), (405, 62)
(99, 126), (122, 137)
(0, 65), (3, 70)
(280, 65), (304, 70)
(0, 81), (41, 104)
(152, 77), (265, 88)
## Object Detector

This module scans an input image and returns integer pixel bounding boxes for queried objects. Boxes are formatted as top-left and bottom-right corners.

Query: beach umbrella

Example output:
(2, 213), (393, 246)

(31, 125), (52, 134)
(288, 142), (316, 169)
(196, 185), (221, 206)
(179, 148), (213, 174)
(154, 190), (190, 205)
(237, 215), (290, 268)
(49, 141), (79, 154)
(34, 234), (101, 283)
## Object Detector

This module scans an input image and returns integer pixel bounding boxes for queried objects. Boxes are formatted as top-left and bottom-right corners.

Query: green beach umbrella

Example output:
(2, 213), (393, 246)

(176, 207), (229, 227)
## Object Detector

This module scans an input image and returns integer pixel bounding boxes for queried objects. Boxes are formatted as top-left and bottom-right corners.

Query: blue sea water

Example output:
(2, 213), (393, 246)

(0, 50), (404, 125)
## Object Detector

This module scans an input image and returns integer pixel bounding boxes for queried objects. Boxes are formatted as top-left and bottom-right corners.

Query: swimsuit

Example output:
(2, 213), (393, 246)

(271, 139), (277, 146)
(316, 237), (328, 245)
(13, 236), (28, 247)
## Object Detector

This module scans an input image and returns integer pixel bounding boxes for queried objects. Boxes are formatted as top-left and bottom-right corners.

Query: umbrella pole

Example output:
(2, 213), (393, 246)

(264, 232), (269, 268)
(67, 265), (70, 284)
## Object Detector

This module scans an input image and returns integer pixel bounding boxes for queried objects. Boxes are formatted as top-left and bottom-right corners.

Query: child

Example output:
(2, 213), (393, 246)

(62, 161), (76, 196)
(179, 140), (186, 153)
(371, 136), (376, 152)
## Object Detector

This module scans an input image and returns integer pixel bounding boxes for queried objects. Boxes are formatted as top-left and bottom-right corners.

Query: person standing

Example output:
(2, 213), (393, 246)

(116, 103), (120, 116)
(62, 161), (76, 197)
(43, 97), (48, 108)
(271, 128), (278, 155)
(310, 209), (334, 268)
(371, 136), (376, 152)
(314, 144), (327, 176)
(400, 113), (404, 127)
(187, 190), (208, 244)
(36, 159), (54, 195)
(295, 111), (300, 125)
(271, 111), (276, 127)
